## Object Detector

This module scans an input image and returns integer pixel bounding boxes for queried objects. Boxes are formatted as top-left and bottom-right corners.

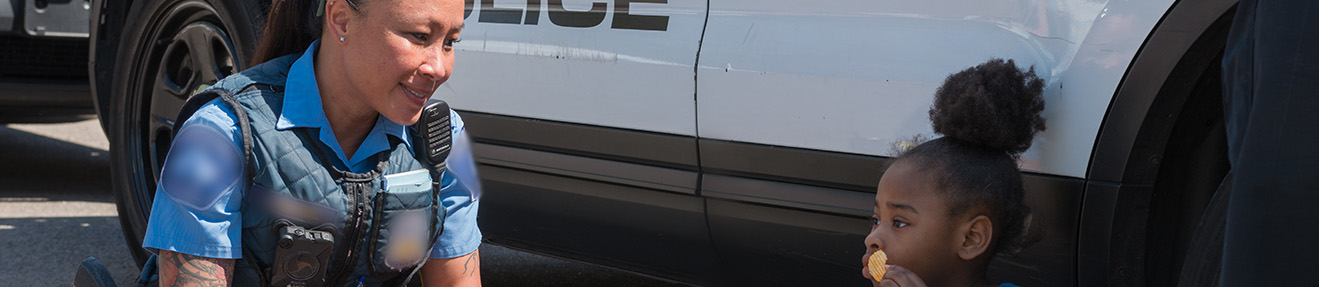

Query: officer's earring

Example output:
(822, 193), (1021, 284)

(339, 36), (345, 42)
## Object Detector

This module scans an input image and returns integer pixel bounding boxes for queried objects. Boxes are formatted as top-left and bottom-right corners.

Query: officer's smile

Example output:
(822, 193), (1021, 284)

(401, 84), (431, 99)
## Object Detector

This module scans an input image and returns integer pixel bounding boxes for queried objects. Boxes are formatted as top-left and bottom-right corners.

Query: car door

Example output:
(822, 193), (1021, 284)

(433, 0), (718, 283)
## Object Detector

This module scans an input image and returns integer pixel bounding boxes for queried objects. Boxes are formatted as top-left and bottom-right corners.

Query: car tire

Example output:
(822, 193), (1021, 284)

(105, 0), (264, 267)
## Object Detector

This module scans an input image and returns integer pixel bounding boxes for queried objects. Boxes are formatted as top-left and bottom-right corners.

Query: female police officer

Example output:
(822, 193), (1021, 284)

(139, 0), (481, 285)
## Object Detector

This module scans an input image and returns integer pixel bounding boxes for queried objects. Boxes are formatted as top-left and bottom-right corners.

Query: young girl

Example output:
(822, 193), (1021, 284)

(861, 58), (1044, 287)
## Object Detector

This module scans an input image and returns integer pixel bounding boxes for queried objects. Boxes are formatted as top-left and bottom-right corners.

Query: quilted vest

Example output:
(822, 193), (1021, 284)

(173, 54), (446, 287)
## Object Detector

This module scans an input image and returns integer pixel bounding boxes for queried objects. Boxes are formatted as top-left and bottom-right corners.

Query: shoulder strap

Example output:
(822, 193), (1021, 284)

(174, 88), (256, 184)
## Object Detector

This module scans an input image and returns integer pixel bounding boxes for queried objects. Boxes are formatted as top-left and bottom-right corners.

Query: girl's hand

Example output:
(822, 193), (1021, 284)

(878, 265), (928, 287)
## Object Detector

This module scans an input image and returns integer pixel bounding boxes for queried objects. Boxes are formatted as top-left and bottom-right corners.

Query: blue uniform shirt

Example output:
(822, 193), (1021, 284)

(143, 41), (482, 260)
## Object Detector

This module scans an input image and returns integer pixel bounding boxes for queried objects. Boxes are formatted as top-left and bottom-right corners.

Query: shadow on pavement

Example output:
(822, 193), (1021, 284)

(0, 121), (132, 286)
(0, 124), (112, 202)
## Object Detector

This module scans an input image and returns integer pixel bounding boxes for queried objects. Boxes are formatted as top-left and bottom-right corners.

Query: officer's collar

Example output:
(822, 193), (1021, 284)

(275, 40), (411, 164)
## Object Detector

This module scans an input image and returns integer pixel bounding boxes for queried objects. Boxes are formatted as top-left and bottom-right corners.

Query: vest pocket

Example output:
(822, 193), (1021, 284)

(368, 170), (439, 279)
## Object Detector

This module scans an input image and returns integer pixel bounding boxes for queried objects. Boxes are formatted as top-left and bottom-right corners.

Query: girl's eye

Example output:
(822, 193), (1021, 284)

(869, 216), (880, 226)
(444, 38), (461, 47)
(892, 219), (909, 228)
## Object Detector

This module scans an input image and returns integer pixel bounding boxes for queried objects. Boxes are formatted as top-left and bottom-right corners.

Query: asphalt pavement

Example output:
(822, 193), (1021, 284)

(0, 111), (688, 287)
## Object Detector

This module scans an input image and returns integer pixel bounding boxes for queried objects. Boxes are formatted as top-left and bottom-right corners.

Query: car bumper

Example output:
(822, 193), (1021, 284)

(0, 32), (92, 109)
(0, 77), (91, 109)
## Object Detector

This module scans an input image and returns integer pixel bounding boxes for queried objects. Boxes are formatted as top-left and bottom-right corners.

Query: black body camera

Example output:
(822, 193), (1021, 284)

(271, 225), (334, 287)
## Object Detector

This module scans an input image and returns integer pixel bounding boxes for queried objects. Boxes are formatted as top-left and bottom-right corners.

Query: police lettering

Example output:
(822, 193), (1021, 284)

(464, 0), (669, 31)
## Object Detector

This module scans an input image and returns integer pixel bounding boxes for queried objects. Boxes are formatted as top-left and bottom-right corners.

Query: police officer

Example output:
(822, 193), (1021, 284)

(140, 0), (481, 285)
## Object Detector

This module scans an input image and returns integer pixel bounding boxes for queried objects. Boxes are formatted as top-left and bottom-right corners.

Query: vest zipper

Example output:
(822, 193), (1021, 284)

(367, 192), (388, 279)
(328, 182), (370, 286)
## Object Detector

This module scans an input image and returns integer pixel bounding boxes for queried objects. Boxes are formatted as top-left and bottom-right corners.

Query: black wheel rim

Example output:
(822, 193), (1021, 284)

(127, 1), (240, 221)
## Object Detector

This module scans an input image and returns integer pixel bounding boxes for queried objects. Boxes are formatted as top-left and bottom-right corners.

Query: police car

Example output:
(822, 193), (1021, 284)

(91, 0), (1238, 286)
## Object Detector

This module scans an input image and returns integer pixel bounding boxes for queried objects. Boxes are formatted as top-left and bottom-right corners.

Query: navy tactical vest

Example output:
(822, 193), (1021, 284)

(172, 54), (446, 286)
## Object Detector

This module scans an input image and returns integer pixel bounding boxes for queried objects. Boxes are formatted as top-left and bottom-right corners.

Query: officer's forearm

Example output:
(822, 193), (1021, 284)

(422, 249), (482, 287)
(158, 250), (235, 287)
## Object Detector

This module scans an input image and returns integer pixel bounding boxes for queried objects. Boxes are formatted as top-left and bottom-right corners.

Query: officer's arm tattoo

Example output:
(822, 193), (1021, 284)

(463, 250), (480, 277)
(422, 250), (482, 286)
(159, 250), (235, 287)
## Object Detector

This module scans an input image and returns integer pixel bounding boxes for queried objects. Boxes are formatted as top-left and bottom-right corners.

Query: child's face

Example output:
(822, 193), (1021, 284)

(862, 161), (963, 285)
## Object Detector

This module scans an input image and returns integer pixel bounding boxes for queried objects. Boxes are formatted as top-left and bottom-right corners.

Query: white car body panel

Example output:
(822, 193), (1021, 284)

(438, 0), (706, 136)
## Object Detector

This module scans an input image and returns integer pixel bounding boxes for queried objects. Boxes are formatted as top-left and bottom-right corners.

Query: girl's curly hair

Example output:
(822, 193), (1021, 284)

(898, 58), (1045, 257)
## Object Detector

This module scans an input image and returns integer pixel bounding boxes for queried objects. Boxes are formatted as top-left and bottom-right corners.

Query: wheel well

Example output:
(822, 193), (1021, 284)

(1097, 10), (1233, 285)
(1141, 9), (1234, 286)
(1082, 0), (1238, 286)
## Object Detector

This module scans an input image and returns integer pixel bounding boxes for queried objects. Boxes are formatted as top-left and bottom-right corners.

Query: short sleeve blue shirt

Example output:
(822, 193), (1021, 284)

(143, 40), (482, 259)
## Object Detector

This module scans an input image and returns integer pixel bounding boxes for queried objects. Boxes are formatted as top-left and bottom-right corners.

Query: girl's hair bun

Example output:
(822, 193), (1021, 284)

(929, 58), (1046, 155)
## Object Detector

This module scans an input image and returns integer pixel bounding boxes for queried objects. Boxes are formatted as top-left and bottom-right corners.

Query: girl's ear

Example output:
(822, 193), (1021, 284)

(958, 215), (993, 260)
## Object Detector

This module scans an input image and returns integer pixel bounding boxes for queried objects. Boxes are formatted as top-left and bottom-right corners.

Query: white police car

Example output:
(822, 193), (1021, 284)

(92, 0), (1239, 285)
